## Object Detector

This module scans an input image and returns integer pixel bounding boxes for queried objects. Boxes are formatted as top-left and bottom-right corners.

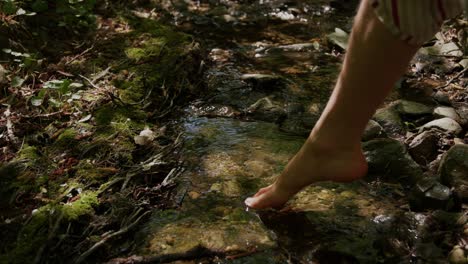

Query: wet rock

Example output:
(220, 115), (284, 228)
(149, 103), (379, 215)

(362, 120), (384, 141)
(189, 104), (240, 118)
(240, 74), (283, 90)
(448, 246), (467, 264)
(279, 114), (318, 136)
(433, 91), (451, 105)
(246, 97), (286, 122)
(374, 105), (405, 137)
(363, 138), (423, 185)
(439, 144), (468, 202)
(395, 100), (433, 117)
(275, 43), (317, 52)
(409, 177), (454, 211)
(408, 131), (439, 165)
(434, 107), (461, 123)
(420, 118), (463, 136)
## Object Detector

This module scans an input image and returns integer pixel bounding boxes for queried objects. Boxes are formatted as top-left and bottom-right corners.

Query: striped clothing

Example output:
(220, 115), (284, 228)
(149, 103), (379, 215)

(372, 0), (468, 45)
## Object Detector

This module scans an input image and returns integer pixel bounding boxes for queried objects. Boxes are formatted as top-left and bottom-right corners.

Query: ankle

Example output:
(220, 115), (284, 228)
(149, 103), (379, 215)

(305, 133), (362, 153)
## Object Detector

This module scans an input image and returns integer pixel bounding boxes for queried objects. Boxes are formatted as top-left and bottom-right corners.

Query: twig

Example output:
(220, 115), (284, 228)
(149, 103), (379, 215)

(19, 110), (65, 119)
(91, 66), (111, 84)
(75, 210), (151, 264)
(66, 46), (94, 65)
(3, 104), (18, 143)
(79, 74), (100, 89)
(437, 67), (468, 89)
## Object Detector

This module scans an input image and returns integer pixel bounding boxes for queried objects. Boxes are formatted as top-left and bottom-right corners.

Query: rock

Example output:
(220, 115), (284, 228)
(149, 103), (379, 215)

(276, 43), (317, 52)
(433, 91), (451, 105)
(327, 28), (349, 50)
(454, 103), (468, 129)
(245, 97), (286, 122)
(279, 114), (319, 136)
(363, 138), (423, 185)
(439, 144), (468, 202)
(408, 131), (439, 165)
(434, 107), (461, 123)
(454, 138), (465, 145)
(362, 120), (384, 141)
(420, 118), (463, 135)
(240, 74), (283, 90)
(0, 64), (6, 84)
(395, 100), (433, 116)
(374, 105), (405, 137)
(409, 177), (454, 211)
(448, 246), (467, 264)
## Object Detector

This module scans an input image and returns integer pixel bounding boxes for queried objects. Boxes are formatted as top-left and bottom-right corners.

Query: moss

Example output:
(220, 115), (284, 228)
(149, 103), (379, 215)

(62, 191), (98, 221)
(75, 160), (118, 181)
(0, 162), (22, 206)
(54, 128), (78, 148)
(6, 191), (98, 262)
(16, 145), (40, 162)
(125, 37), (166, 61)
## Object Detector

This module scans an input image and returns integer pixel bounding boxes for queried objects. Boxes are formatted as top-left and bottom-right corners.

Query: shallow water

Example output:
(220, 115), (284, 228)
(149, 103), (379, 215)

(134, 1), (464, 263)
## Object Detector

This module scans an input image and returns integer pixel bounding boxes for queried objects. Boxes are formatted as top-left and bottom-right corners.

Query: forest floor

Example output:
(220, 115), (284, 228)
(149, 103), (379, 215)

(1, 0), (467, 263)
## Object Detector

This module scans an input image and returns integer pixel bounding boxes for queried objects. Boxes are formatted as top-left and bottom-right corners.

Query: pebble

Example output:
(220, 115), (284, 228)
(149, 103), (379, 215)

(188, 191), (201, 199)
(420, 118), (463, 135)
(396, 100), (433, 116)
(408, 131), (439, 165)
(362, 120), (384, 141)
(433, 91), (451, 105)
(448, 246), (467, 264)
(434, 106), (461, 123)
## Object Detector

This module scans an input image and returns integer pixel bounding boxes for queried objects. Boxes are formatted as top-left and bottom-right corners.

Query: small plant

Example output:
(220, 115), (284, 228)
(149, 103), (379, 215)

(0, 0), (96, 31)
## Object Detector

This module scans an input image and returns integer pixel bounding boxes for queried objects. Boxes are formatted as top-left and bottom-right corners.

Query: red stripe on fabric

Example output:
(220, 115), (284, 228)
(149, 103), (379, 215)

(437, 0), (447, 20)
(391, 0), (400, 29)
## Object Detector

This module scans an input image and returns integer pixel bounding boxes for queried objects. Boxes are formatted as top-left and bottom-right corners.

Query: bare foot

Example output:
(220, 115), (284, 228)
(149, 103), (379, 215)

(244, 139), (368, 209)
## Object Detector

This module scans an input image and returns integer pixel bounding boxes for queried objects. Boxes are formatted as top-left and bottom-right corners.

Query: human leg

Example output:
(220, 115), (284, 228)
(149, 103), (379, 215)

(245, 0), (420, 209)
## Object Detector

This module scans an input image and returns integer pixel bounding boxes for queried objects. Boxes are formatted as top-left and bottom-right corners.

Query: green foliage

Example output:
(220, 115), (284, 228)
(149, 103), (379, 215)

(0, 0), (96, 30)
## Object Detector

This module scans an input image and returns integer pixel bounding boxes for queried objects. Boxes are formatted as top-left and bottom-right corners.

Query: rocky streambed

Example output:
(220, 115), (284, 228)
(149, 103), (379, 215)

(113, 0), (468, 263)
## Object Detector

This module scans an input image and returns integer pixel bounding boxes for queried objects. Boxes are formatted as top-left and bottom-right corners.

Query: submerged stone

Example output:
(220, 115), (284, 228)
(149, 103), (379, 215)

(240, 74), (283, 91)
(246, 97), (286, 123)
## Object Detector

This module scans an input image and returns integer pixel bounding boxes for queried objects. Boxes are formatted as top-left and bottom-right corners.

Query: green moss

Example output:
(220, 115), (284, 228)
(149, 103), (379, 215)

(17, 145), (39, 161)
(75, 161), (118, 182)
(54, 128), (78, 147)
(125, 37), (166, 61)
(6, 192), (99, 262)
(62, 191), (98, 221)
